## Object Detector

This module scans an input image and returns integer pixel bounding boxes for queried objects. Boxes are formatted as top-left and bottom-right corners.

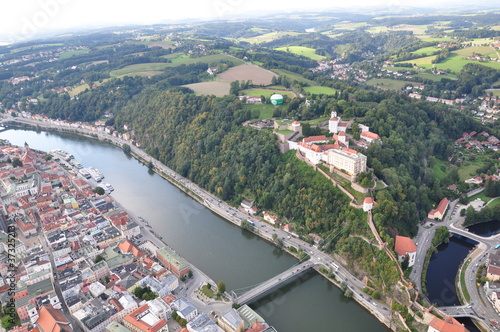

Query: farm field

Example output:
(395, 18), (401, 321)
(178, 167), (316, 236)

(182, 82), (230, 96)
(241, 88), (295, 99)
(59, 49), (90, 59)
(217, 64), (277, 85)
(110, 54), (244, 77)
(401, 51), (500, 72)
(412, 46), (441, 56)
(270, 68), (316, 86)
(468, 38), (500, 45)
(366, 78), (419, 90)
(147, 41), (175, 49)
(454, 46), (497, 57)
(166, 54), (244, 67)
(303, 86), (337, 95)
(275, 46), (326, 60)
(384, 66), (418, 73)
(418, 37), (453, 42)
(110, 63), (169, 77)
(239, 31), (303, 44)
(416, 72), (456, 81)
(330, 22), (368, 31)
(401, 55), (437, 66)
(68, 83), (90, 97)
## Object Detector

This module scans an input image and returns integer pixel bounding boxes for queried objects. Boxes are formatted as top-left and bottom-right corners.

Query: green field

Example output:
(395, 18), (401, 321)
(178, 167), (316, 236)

(270, 68), (316, 86)
(110, 63), (170, 77)
(416, 72), (457, 81)
(454, 46), (497, 57)
(241, 88), (295, 99)
(303, 86), (337, 95)
(239, 31), (303, 44)
(330, 22), (368, 31)
(418, 37), (453, 42)
(384, 66), (418, 73)
(366, 26), (390, 33)
(431, 159), (448, 181)
(276, 129), (294, 135)
(59, 49), (90, 59)
(468, 38), (500, 45)
(275, 46), (326, 60)
(110, 54), (245, 77)
(243, 104), (275, 119)
(366, 78), (419, 90)
(468, 191), (490, 204)
(402, 52), (500, 73)
(489, 198), (500, 208)
(412, 46), (441, 56)
(68, 83), (90, 97)
(401, 55), (437, 66)
(458, 163), (483, 182)
(302, 116), (330, 125)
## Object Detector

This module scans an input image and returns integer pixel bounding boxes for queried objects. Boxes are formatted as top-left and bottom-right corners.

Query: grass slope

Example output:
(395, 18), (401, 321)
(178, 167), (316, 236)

(270, 68), (316, 86)
(275, 46), (326, 60)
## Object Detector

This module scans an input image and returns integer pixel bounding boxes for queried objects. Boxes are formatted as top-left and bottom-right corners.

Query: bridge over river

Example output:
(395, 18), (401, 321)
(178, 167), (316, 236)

(231, 259), (315, 305)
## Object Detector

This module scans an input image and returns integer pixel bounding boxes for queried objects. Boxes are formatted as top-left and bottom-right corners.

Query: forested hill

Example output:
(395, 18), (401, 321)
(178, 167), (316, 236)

(115, 87), (480, 238)
(115, 90), (352, 234)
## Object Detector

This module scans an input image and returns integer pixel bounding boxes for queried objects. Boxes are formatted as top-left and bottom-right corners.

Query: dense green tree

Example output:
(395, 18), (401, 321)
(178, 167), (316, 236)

(94, 187), (105, 195)
(94, 255), (105, 263)
(217, 281), (226, 293)
(11, 158), (22, 168)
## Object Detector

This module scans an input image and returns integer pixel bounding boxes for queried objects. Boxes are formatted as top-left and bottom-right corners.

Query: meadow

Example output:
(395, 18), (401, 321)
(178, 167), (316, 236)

(303, 86), (337, 95)
(275, 46), (326, 60)
(270, 68), (316, 86)
(366, 78), (419, 90)
(59, 49), (90, 59)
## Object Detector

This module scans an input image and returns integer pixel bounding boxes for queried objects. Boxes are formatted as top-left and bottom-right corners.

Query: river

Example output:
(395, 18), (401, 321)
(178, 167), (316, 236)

(3, 128), (388, 331)
(425, 235), (480, 332)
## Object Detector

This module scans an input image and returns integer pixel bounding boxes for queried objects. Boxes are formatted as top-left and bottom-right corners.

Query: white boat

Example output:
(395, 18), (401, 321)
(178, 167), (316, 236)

(70, 159), (83, 169)
(101, 182), (114, 193)
(79, 168), (91, 179)
(84, 166), (104, 182)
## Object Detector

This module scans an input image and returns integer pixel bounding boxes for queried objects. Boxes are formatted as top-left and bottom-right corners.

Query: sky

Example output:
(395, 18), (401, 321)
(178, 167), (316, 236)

(0, 0), (482, 44)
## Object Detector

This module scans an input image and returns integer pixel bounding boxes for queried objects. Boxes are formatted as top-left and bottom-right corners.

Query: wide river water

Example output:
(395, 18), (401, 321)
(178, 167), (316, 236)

(3, 128), (389, 331)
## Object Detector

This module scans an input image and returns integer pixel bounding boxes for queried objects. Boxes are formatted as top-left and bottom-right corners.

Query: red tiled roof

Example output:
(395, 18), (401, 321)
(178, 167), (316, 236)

(435, 198), (449, 215)
(394, 236), (417, 256)
(488, 265), (500, 276)
(124, 304), (167, 332)
(429, 316), (468, 332)
(360, 131), (381, 140)
(303, 135), (327, 143)
(36, 305), (72, 332)
(364, 197), (373, 204)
